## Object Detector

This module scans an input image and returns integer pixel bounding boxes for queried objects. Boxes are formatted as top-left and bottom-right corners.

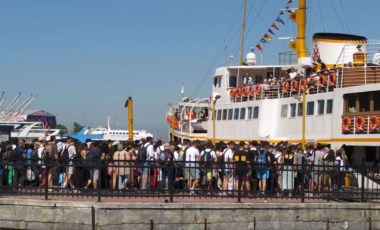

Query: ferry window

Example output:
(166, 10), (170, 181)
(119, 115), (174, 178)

(290, 103), (296, 118)
(240, 108), (246, 120)
(217, 76), (222, 87)
(228, 109), (233, 120)
(326, 99), (333, 114)
(374, 92), (380, 111)
(359, 92), (370, 112)
(253, 106), (259, 119)
(281, 105), (288, 117)
(297, 103), (303, 117)
(222, 109), (227, 120)
(247, 107), (253, 119)
(217, 110), (222, 120)
(346, 94), (356, 113)
(229, 76), (237, 88)
(214, 77), (218, 87)
(234, 108), (239, 120)
(317, 100), (325, 115)
(307, 101), (314, 115)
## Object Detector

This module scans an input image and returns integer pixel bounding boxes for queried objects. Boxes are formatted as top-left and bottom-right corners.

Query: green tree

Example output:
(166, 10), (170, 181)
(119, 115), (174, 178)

(56, 124), (68, 132)
(73, 122), (85, 134)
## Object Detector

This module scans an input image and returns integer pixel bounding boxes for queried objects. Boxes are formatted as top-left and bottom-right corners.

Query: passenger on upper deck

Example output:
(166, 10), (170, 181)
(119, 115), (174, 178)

(243, 73), (253, 85)
(288, 67), (298, 80)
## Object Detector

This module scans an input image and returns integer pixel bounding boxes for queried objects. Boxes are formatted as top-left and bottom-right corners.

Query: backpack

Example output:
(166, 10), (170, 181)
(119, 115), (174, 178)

(61, 145), (71, 163)
(138, 144), (151, 162)
(203, 150), (213, 168)
(217, 149), (226, 172)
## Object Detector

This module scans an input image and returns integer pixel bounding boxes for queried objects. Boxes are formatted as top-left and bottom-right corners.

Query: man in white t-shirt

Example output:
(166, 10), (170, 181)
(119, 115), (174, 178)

(289, 67), (298, 79)
(222, 142), (235, 195)
(141, 137), (154, 190)
(185, 140), (200, 194)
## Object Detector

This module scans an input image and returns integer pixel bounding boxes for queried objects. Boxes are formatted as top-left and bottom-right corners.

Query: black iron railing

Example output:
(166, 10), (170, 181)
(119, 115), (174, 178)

(0, 158), (379, 203)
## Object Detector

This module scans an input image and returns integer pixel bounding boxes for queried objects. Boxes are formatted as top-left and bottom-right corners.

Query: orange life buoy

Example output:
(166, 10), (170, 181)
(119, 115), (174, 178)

(230, 88), (236, 98)
(369, 115), (380, 131)
(299, 78), (307, 93)
(329, 72), (337, 87)
(235, 87), (242, 97)
(241, 86), (249, 97)
(282, 82), (290, 93)
(355, 116), (365, 131)
(318, 74), (326, 88)
(255, 84), (262, 96)
(248, 85), (255, 96)
(341, 116), (351, 132)
(291, 80), (299, 92)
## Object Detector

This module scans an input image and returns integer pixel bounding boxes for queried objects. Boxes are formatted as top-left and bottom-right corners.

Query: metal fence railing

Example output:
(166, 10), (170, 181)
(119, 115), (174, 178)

(0, 159), (379, 203)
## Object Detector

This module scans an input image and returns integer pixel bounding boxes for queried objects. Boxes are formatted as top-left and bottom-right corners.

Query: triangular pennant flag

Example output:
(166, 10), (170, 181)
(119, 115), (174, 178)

(260, 38), (268, 43)
(264, 34), (273, 41)
(256, 44), (263, 53)
(279, 11), (284, 15)
(271, 22), (280, 30)
(268, 29), (275, 35)
(285, 6), (292, 13)
(276, 17), (285, 25)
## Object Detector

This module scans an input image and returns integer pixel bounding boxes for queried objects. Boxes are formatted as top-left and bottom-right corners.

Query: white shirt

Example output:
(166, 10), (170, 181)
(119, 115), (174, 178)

(144, 142), (155, 160)
(68, 145), (76, 159)
(243, 76), (253, 85)
(185, 146), (200, 166)
(224, 148), (233, 162)
(289, 72), (298, 79)
(174, 151), (179, 161)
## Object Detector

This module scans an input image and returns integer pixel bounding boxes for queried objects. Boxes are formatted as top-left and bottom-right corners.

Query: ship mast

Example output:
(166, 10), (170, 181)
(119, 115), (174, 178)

(289, 0), (307, 63)
(239, 0), (247, 65)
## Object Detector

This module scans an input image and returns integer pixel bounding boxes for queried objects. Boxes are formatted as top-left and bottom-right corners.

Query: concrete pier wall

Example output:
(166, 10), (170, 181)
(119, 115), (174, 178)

(0, 199), (379, 230)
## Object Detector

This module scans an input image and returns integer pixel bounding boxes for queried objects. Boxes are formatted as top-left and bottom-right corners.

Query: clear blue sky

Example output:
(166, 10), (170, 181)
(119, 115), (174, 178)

(0, 0), (378, 139)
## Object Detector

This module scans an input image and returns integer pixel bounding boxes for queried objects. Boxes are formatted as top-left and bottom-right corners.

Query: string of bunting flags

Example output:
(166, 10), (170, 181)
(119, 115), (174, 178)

(254, 0), (294, 53)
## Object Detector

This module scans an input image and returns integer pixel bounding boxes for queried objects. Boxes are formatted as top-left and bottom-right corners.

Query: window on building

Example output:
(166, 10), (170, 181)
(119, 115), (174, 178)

(228, 109), (233, 120)
(297, 103), (303, 116)
(240, 108), (246, 120)
(374, 92), (380, 111)
(317, 100), (325, 115)
(346, 94), (356, 113)
(359, 92), (370, 112)
(253, 106), (259, 119)
(281, 105), (288, 117)
(307, 101), (314, 115)
(247, 107), (253, 120)
(222, 109), (227, 120)
(234, 108), (239, 120)
(290, 103), (297, 118)
(229, 76), (237, 88)
(326, 99), (333, 114)
(217, 110), (222, 120)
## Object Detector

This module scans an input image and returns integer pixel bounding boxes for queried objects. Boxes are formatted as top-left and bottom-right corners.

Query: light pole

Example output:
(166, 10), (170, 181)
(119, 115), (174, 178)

(212, 94), (221, 144)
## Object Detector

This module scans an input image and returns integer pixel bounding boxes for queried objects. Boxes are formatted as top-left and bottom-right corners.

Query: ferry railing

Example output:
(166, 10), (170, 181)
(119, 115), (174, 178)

(0, 158), (380, 203)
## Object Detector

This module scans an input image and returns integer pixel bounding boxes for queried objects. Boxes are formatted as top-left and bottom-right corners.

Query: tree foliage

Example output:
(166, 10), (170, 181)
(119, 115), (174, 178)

(73, 122), (85, 134)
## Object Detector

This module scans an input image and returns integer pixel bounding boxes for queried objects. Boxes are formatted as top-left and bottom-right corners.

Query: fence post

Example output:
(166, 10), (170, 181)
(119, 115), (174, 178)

(237, 175), (242, 203)
(97, 160), (102, 202)
(44, 160), (48, 200)
(361, 158), (365, 202)
(169, 164), (174, 203)
(301, 157), (305, 203)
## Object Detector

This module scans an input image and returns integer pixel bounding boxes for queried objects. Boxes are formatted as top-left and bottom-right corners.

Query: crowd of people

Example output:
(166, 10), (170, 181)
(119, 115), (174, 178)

(0, 136), (350, 197)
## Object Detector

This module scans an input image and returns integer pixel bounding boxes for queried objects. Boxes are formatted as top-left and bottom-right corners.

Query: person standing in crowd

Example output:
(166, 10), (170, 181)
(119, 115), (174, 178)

(294, 148), (307, 192)
(159, 143), (174, 192)
(200, 141), (217, 192)
(248, 141), (259, 192)
(281, 148), (295, 196)
(222, 141), (234, 195)
(323, 149), (335, 191)
(13, 138), (26, 187)
(335, 150), (345, 191)
(311, 143), (324, 193)
(234, 142), (250, 193)
(185, 140), (200, 195)
(140, 137), (154, 190)
(113, 143), (129, 190)
(84, 141), (100, 189)
(215, 142), (225, 190)
(254, 142), (271, 194)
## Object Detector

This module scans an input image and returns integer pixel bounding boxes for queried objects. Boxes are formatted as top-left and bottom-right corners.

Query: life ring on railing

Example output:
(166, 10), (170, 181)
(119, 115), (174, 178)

(282, 81), (290, 93)
(341, 116), (351, 132)
(241, 86), (248, 97)
(291, 80), (299, 92)
(318, 74), (326, 88)
(230, 88), (236, 98)
(299, 78), (307, 92)
(235, 87), (242, 97)
(255, 84), (262, 96)
(329, 72), (337, 87)
(369, 115), (380, 131)
(248, 85), (255, 96)
(355, 116), (365, 131)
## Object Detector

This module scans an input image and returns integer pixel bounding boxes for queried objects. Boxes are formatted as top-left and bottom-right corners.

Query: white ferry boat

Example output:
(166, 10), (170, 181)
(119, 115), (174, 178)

(166, 0), (380, 167)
